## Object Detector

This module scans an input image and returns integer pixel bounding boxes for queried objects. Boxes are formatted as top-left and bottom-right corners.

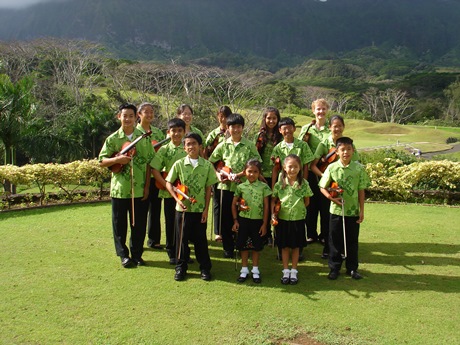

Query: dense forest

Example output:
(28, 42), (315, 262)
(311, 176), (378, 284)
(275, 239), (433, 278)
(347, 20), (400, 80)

(0, 0), (459, 67)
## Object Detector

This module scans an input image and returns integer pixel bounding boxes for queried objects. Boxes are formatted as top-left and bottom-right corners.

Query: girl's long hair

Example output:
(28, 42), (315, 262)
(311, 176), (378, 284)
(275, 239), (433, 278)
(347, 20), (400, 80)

(281, 154), (303, 189)
(257, 106), (282, 154)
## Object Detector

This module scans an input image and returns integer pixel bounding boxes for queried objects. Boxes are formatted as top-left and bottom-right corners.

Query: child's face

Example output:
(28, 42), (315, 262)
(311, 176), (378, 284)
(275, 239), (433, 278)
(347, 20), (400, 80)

(283, 158), (301, 180)
(245, 165), (260, 183)
(183, 138), (201, 158)
(330, 119), (344, 139)
(337, 143), (354, 165)
(313, 104), (328, 122)
(138, 106), (155, 123)
(265, 111), (278, 130)
(178, 107), (193, 125)
(217, 113), (227, 128)
(167, 127), (185, 145)
(228, 124), (243, 141)
(279, 124), (295, 142)
(118, 109), (137, 130)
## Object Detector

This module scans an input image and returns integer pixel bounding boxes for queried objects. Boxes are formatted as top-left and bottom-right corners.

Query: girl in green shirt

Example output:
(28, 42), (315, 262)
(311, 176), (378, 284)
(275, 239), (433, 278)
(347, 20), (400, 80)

(272, 154), (313, 285)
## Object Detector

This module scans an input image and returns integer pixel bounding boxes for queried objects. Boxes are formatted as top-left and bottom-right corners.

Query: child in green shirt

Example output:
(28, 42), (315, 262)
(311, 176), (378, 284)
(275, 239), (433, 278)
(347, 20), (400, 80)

(272, 154), (313, 285)
(319, 137), (371, 281)
(232, 159), (272, 284)
(165, 133), (219, 281)
(150, 118), (187, 264)
(208, 113), (262, 259)
(136, 102), (166, 250)
(98, 103), (154, 268)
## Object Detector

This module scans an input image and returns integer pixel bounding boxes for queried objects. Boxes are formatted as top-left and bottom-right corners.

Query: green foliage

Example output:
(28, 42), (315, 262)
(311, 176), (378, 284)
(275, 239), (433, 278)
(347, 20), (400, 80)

(446, 137), (458, 144)
(360, 148), (418, 165)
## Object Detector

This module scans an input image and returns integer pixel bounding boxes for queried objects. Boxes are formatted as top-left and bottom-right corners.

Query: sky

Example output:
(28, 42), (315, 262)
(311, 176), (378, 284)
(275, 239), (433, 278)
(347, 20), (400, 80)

(0, 0), (65, 9)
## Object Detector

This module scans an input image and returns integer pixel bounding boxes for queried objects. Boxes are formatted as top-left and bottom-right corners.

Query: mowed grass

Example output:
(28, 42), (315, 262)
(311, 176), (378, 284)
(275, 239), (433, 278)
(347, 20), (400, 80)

(291, 116), (459, 153)
(0, 202), (459, 345)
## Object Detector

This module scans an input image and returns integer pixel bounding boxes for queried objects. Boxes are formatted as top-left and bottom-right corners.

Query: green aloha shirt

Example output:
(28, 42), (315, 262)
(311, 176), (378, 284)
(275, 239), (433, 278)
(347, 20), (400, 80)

(254, 133), (277, 178)
(297, 123), (330, 154)
(98, 127), (154, 199)
(234, 180), (272, 220)
(271, 138), (314, 167)
(136, 123), (165, 142)
(208, 137), (262, 192)
(166, 156), (219, 213)
(150, 141), (187, 198)
(204, 127), (227, 148)
(314, 135), (360, 162)
(272, 178), (313, 221)
(189, 125), (205, 144)
(318, 160), (371, 217)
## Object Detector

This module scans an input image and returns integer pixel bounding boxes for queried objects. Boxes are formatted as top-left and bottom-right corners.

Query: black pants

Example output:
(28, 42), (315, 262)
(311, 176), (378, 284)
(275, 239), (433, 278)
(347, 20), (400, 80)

(212, 185), (221, 236)
(111, 197), (148, 260)
(163, 198), (177, 259)
(220, 190), (236, 253)
(147, 182), (162, 246)
(175, 212), (212, 272)
(305, 173), (329, 243)
(328, 214), (360, 272)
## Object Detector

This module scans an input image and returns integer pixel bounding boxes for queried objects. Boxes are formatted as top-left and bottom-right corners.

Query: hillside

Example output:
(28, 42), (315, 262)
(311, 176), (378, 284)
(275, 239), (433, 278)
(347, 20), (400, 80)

(0, 0), (459, 66)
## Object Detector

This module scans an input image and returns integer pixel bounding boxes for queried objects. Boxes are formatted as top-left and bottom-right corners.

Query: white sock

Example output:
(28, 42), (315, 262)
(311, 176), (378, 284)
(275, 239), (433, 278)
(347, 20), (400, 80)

(240, 267), (249, 278)
(290, 269), (298, 279)
(251, 266), (260, 278)
(282, 269), (291, 278)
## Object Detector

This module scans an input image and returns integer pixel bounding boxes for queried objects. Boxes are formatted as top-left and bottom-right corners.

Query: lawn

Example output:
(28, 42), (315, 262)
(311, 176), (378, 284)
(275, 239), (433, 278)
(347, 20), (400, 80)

(0, 202), (458, 344)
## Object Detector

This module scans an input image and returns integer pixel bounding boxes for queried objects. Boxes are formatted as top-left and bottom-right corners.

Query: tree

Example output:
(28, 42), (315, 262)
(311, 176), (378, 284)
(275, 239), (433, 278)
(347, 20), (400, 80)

(0, 74), (35, 192)
(444, 80), (460, 125)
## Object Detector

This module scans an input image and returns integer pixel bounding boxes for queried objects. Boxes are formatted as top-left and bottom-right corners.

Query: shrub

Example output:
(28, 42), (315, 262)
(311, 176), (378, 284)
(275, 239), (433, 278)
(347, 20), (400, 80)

(446, 137), (458, 144)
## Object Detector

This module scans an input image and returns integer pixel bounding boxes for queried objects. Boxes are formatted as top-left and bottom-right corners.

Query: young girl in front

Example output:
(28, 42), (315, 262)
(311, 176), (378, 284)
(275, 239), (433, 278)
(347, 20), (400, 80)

(232, 159), (272, 283)
(272, 154), (313, 285)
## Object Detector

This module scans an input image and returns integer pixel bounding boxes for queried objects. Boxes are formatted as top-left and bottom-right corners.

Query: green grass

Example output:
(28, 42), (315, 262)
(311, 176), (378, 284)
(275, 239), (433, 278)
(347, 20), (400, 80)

(0, 202), (459, 344)
(291, 116), (458, 154)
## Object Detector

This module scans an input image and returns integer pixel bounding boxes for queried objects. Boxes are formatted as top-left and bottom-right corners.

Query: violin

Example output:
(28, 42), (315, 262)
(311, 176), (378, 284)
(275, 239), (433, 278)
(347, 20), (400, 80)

(109, 130), (152, 173)
(214, 160), (239, 182)
(173, 180), (197, 204)
(302, 119), (316, 143)
(271, 198), (281, 226)
(317, 147), (337, 173)
(237, 198), (250, 212)
(155, 171), (169, 190)
(255, 128), (267, 153)
(327, 181), (343, 198)
(205, 129), (226, 158)
(271, 156), (281, 171)
(152, 136), (171, 152)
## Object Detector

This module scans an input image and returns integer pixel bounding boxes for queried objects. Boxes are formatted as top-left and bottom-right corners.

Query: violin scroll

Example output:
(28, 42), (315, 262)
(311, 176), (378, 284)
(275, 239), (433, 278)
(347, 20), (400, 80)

(327, 181), (343, 198)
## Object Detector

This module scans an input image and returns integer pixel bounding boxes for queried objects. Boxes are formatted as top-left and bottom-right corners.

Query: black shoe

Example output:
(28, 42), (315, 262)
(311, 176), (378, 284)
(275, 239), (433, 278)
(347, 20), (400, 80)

(298, 254), (305, 262)
(349, 270), (363, 280)
(328, 270), (339, 280)
(252, 275), (262, 284)
(133, 258), (146, 266)
(289, 277), (298, 285)
(223, 251), (234, 259)
(306, 237), (317, 244)
(201, 270), (212, 281)
(169, 258), (176, 265)
(281, 276), (290, 285)
(321, 252), (328, 259)
(237, 275), (248, 283)
(174, 269), (186, 281)
(121, 257), (134, 268)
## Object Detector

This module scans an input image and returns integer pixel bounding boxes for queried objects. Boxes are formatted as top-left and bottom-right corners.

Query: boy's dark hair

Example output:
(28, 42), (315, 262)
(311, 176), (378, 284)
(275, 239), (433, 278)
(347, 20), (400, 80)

(167, 118), (186, 130)
(184, 132), (202, 146)
(336, 136), (353, 148)
(227, 113), (245, 127)
(329, 115), (345, 127)
(245, 158), (262, 173)
(119, 103), (137, 114)
(219, 105), (232, 118)
(278, 117), (295, 128)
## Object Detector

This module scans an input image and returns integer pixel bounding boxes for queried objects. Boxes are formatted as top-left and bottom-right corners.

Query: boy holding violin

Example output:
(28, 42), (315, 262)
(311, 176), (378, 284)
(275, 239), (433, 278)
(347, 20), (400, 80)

(319, 137), (370, 280)
(166, 132), (219, 281)
(98, 103), (154, 268)
(208, 113), (261, 259)
(150, 118), (187, 264)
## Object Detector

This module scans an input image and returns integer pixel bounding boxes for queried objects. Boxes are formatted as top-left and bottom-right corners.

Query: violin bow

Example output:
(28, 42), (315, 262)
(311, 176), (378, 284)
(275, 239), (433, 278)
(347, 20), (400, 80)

(176, 211), (185, 262)
(130, 160), (135, 226)
(341, 194), (347, 259)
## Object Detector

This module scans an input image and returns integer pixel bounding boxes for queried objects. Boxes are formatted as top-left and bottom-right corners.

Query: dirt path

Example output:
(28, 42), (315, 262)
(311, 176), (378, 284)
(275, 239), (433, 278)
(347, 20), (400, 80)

(420, 143), (460, 159)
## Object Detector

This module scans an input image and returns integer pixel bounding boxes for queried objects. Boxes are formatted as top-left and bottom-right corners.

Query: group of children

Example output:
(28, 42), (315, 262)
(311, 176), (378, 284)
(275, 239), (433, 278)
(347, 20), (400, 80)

(98, 99), (370, 284)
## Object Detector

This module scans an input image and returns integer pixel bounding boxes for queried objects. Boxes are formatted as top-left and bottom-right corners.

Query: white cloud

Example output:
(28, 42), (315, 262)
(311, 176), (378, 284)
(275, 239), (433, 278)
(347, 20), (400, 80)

(0, 0), (65, 9)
